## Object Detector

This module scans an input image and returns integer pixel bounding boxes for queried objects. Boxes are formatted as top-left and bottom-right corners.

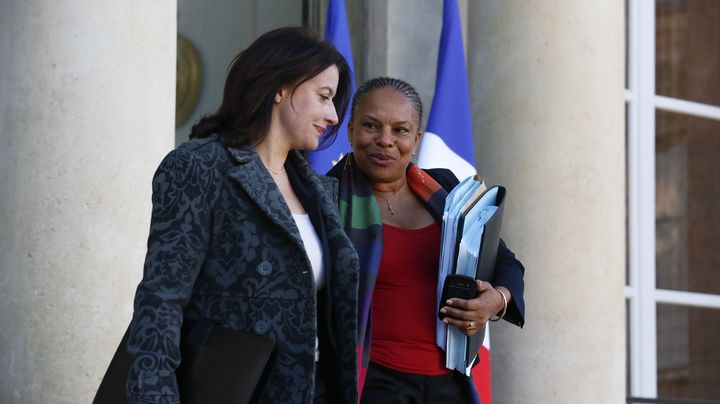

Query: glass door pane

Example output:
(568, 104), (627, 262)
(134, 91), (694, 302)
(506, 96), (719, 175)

(656, 110), (720, 294)
(656, 0), (720, 107)
(657, 304), (720, 399)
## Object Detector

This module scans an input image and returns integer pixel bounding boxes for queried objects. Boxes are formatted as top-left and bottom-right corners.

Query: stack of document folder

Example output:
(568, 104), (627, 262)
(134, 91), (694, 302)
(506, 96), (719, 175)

(436, 176), (506, 375)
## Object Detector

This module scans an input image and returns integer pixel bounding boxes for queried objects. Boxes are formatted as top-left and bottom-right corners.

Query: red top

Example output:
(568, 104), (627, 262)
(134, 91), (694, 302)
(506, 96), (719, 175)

(370, 222), (448, 375)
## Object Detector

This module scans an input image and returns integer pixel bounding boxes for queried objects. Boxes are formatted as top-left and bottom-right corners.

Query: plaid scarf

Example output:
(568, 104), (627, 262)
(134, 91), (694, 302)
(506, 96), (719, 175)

(328, 152), (448, 391)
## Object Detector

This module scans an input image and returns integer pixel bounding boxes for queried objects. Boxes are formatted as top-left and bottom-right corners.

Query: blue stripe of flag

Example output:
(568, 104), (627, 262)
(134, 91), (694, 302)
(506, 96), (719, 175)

(426, 0), (476, 165)
(309, 0), (356, 173)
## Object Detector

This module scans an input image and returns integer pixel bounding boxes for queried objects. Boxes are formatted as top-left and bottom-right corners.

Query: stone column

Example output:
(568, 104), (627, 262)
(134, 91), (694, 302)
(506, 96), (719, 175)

(361, 0), (469, 131)
(0, 1), (176, 402)
(363, 0), (443, 128)
(467, 1), (626, 403)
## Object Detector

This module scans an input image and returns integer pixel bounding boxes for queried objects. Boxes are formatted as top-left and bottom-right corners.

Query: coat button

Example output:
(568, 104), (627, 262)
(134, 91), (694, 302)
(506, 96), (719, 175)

(254, 320), (269, 335)
(257, 261), (272, 276)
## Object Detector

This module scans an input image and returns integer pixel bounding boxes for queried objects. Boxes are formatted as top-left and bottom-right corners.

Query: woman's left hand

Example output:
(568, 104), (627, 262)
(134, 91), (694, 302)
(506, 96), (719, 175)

(439, 280), (505, 337)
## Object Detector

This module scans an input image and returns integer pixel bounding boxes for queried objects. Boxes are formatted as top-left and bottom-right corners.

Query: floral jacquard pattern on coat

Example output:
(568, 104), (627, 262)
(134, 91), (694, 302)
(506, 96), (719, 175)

(126, 135), (359, 404)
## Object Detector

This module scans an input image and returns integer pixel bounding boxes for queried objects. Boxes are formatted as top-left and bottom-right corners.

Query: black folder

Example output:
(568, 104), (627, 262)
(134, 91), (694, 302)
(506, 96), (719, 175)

(454, 185), (506, 366)
(469, 186), (506, 364)
(93, 319), (275, 404)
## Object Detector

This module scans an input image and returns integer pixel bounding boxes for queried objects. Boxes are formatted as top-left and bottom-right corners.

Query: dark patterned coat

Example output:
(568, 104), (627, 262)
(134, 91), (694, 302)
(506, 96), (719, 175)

(125, 134), (359, 403)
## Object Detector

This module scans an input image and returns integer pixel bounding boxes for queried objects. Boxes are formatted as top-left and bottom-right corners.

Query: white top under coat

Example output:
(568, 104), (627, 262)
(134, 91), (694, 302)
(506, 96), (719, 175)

(292, 212), (325, 290)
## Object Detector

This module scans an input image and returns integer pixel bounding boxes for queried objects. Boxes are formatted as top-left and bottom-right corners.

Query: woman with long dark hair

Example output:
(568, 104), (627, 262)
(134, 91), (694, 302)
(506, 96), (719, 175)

(126, 27), (359, 403)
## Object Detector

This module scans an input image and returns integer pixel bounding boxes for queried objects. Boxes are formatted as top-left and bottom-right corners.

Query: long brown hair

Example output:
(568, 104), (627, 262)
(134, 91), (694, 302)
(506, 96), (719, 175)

(190, 27), (352, 149)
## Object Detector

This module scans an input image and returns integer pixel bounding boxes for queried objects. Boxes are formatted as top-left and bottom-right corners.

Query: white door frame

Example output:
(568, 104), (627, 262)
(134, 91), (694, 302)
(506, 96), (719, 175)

(625, 0), (720, 398)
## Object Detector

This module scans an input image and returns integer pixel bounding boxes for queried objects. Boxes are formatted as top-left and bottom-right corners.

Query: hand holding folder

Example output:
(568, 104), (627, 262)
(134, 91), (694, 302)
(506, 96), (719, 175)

(435, 176), (506, 375)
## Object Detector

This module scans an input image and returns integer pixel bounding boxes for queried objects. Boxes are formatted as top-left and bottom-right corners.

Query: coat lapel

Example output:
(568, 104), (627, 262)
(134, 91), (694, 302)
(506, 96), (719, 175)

(287, 151), (338, 216)
(225, 146), (305, 253)
(287, 151), (344, 354)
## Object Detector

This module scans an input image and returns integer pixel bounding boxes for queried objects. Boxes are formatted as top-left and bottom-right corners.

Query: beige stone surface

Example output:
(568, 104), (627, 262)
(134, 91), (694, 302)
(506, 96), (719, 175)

(467, 1), (626, 402)
(0, 1), (176, 402)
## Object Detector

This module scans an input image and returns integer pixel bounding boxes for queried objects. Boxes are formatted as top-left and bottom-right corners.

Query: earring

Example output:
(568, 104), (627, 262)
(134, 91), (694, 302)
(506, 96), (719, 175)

(343, 153), (352, 171)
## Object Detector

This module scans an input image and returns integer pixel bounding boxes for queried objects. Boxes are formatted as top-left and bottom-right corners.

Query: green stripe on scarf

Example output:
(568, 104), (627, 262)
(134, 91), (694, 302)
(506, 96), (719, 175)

(339, 195), (382, 230)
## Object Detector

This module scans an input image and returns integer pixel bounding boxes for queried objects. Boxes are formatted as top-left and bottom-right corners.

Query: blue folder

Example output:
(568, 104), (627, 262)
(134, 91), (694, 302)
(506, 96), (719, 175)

(436, 176), (506, 375)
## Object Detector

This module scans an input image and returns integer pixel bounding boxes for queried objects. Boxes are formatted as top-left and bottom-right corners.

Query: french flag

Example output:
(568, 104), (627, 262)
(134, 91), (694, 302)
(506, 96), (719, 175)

(309, 0), (355, 173)
(417, 0), (492, 402)
(418, 0), (476, 181)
